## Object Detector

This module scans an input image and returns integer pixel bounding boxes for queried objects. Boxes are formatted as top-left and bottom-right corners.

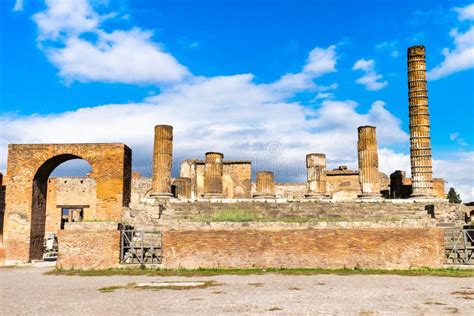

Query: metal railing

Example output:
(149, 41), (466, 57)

(444, 228), (473, 265)
(120, 229), (162, 264)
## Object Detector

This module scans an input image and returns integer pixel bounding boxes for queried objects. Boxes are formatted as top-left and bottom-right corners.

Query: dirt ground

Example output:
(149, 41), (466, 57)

(1, 267), (473, 315)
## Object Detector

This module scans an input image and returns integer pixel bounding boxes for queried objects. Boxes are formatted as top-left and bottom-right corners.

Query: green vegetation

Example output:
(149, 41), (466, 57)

(192, 208), (401, 223)
(46, 266), (474, 278)
(447, 187), (462, 204)
(98, 281), (217, 293)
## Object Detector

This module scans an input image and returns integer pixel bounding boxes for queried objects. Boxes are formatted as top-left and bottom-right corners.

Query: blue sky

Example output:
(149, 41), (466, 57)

(0, 0), (473, 200)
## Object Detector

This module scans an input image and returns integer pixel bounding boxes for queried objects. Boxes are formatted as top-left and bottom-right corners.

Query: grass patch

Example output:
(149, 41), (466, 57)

(99, 281), (217, 293)
(191, 208), (403, 223)
(46, 267), (474, 278)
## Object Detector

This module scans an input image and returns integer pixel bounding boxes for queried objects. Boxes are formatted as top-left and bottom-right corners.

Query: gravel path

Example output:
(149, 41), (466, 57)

(1, 267), (473, 315)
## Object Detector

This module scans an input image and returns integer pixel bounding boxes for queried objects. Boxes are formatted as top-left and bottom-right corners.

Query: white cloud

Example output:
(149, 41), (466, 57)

(13, 0), (24, 11)
(434, 152), (474, 202)
(32, 0), (190, 85)
(456, 3), (474, 21)
(352, 58), (388, 91)
(449, 132), (468, 146)
(0, 77), (408, 187)
(375, 40), (399, 58)
(269, 45), (338, 96)
(428, 3), (474, 80)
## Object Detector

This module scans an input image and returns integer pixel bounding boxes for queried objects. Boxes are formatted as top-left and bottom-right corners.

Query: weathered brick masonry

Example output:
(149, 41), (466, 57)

(56, 226), (121, 269)
(162, 228), (445, 269)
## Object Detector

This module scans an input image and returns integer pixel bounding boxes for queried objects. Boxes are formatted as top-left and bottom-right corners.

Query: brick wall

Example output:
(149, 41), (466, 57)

(56, 226), (120, 269)
(162, 228), (445, 269)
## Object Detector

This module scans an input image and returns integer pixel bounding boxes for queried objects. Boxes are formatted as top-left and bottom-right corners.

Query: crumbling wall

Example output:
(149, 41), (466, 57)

(56, 223), (120, 269)
(161, 227), (445, 269)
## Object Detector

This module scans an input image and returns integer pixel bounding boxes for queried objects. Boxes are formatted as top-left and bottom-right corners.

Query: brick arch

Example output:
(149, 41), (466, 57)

(4, 143), (131, 262)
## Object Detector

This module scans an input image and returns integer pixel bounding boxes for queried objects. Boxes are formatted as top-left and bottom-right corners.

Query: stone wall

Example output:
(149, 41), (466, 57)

(161, 227), (445, 269)
(56, 223), (120, 269)
(45, 177), (97, 234)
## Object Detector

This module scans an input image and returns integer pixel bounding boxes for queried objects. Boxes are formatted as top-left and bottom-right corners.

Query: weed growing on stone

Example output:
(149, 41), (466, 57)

(47, 267), (474, 278)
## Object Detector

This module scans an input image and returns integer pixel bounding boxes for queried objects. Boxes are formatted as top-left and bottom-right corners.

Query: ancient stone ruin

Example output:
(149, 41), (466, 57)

(0, 45), (472, 268)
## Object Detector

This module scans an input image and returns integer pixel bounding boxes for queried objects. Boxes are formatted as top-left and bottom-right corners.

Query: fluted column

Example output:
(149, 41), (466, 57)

(203, 152), (223, 198)
(407, 45), (434, 198)
(357, 126), (382, 199)
(305, 153), (329, 199)
(253, 171), (276, 198)
(150, 125), (174, 198)
(173, 177), (192, 199)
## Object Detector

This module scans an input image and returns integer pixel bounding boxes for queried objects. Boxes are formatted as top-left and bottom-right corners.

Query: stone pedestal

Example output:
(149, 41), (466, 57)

(407, 45), (434, 198)
(357, 126), (382, 199)
(203, 152), (224, 198)
(305, 153), (330, 199)
(253, 171), (276, 198)
(173, 177), (192, 199)
(150, 125), (174, 198)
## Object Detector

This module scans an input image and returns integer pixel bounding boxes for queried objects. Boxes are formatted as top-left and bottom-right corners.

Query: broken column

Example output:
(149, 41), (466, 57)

(180, 159), (198, 200)
(150, 125), (174, 198)
(172, 177), (192, 199)
(407, 45), (434, 198)
(357, 126), (382, 199)
(203, 152), (224, 198)
(253, 171), (276, 198)
(305, 153), (329, 199)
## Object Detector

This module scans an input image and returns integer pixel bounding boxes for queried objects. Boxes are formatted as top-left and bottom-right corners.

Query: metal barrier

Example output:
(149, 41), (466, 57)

(444, 228), (474, 265)
(120, 229), (162, 264)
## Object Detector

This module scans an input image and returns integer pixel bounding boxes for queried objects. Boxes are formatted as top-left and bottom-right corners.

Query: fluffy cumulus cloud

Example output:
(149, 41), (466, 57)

(33, 0), (190, 84)
(428, 3), (474, 80)
(352, 58), (388, 91)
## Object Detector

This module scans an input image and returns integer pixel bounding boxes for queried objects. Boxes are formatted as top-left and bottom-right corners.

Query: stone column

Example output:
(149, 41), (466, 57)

(253, 171), (276, 198)
(357, 126), (382, 199)
(150, 125), (174, 198)
(203, 152), (224, 198)
(172, 177), (192, 199)
(305, 153), (330, 199)
(180, 159), (198, 200)
(407, 45), (434, 198)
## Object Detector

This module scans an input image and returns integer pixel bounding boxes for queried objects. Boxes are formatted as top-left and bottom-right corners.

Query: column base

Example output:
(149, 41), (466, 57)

(357, 193), (383, 201)
(253, 194), (276, 199)
(304, 193), (331, 200)
(150, 192), (175, 199)
(202, 193), (223, 199)
(409, 194), (438, 201)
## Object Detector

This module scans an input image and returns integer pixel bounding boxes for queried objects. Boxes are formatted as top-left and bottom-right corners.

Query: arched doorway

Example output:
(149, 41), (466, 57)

(30, 155), (92, 259)
(4, 143), (132, 262)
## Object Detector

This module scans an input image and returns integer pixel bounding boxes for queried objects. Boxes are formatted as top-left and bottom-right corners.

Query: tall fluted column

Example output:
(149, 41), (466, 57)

(203, 152), (223, 198)
(150, 125), (174, 198)
(253, 171), (276, 198)
(407, 45), (433, 198)
(357, 126), (382, 199)
(305, 153), (329, 199)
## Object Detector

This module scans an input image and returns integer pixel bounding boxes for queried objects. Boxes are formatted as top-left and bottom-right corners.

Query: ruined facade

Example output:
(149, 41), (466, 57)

(0, 44), (465, 270)
(3, 143), (131, 262)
